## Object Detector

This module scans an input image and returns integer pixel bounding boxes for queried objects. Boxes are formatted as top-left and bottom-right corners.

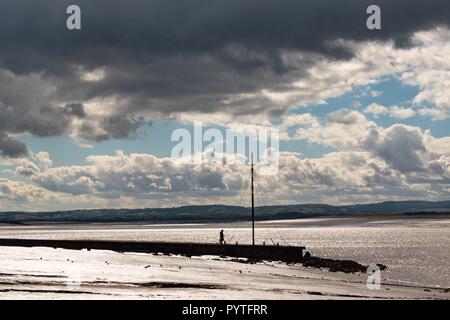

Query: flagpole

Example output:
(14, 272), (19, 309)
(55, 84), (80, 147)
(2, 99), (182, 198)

(251, 154), (255, 246)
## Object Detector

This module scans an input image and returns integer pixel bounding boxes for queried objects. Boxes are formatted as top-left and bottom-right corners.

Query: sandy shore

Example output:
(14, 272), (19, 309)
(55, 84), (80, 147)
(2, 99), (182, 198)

(0, 246), (448, 299)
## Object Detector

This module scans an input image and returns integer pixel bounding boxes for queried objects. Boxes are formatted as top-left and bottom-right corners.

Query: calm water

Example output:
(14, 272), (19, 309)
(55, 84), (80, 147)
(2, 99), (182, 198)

(0, 217), (448, 288)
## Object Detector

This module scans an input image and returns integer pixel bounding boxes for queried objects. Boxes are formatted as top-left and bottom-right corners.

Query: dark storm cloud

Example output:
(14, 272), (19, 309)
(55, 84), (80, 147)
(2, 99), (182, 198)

(77, 115), (144, 141)
(1, 0), (448, 78)
(64, 103), (86, 118)
(363, 125), (428, 173)
(0, 104), (85, 138)
(0, 0), (449, 153)
(15, 105), (86, 137)
(1, 0), (449, 74)
(0, 132), (29, 158)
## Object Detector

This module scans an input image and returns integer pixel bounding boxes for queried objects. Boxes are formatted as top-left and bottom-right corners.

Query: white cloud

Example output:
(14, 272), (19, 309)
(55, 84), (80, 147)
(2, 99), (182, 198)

(418, 107), (449, 121)
(6, 128), (449, 210)
(0, 178), (58, 210)
(280, 109), (450, 178)
(363, 124), (429, 173)
(364, 103), (416, 119)
(388, 106), (416, 119)
(292, 109), (376, 149)
(364, 103), (388, 117)
(370, 90), (382, 97)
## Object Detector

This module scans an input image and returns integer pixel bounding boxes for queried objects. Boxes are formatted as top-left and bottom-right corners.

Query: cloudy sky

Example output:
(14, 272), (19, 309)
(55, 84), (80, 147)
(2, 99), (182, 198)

(1, 0), (450, 211)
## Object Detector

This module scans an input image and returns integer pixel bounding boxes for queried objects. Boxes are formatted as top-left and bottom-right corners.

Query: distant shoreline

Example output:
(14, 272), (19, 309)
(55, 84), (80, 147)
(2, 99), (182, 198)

(2, 200), (450, 224)
(0, 212), (448, 226)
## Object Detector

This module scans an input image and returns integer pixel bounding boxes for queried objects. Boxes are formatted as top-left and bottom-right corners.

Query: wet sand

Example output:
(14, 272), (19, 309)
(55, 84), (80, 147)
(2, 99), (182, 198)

(0, 246), (448, 299)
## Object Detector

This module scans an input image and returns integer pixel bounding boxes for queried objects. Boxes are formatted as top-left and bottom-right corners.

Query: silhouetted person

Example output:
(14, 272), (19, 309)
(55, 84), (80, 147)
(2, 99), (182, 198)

(219, 230), (224, 245)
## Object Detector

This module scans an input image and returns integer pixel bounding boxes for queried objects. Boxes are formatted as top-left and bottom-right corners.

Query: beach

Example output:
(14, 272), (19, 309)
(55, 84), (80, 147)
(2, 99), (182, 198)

(0, 245), (448, 299)
(0, 216), (448, 299)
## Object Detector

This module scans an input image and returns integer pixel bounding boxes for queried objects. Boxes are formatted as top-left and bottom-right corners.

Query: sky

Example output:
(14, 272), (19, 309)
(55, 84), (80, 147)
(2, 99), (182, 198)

(1, 0), (450, 211)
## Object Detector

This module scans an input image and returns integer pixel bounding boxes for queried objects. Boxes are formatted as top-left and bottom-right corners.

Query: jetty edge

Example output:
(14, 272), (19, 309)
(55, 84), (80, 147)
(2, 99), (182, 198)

(0, 238), (305, 262)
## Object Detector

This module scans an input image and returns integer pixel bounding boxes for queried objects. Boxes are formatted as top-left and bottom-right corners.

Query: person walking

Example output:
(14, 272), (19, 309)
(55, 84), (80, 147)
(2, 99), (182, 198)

(219, 229), (225, 245)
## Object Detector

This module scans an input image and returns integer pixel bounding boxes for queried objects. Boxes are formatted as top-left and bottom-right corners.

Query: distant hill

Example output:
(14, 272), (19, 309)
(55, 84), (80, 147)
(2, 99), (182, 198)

(1, 200), (450, 223)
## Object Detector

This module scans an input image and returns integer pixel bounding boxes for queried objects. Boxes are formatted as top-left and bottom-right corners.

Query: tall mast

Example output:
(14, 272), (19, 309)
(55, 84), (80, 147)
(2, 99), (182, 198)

(251, 155), (255, 246)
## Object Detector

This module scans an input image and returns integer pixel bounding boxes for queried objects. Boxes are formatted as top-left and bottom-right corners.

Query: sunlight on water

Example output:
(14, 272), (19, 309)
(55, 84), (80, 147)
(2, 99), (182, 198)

(0, 218), (448, 287)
